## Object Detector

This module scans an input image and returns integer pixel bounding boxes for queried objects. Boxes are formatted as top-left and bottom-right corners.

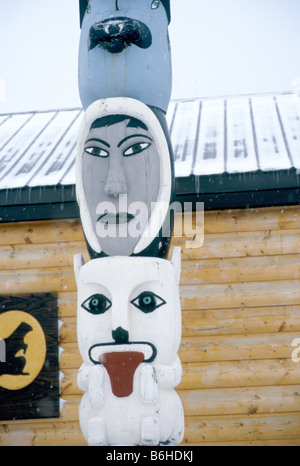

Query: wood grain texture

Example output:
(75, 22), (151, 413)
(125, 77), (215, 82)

(0, 205), (300, 445)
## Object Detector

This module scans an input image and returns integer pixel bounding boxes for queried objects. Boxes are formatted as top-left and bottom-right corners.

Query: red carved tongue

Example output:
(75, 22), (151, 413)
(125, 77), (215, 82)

(99, 351), (144, 398)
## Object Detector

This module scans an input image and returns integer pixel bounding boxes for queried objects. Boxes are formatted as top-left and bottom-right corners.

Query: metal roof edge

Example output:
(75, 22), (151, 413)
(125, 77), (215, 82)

(176, 168), (300, 195)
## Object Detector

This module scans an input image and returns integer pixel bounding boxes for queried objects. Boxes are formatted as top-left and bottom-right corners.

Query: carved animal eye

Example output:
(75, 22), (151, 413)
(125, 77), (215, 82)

(84, 146), (109, 158)
(123, 142), (151, 157)
(131, 291), (166, 313)
(151, 0), (160, 9)
(82, 294), (112, 314)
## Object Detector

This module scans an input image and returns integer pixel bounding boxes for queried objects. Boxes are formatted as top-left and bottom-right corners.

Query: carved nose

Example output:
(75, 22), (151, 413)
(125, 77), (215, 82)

(112, 326), (129, 344)
(104, 182), (127, 198)
(89, 17), (152, 54)
(104, 157), (128, 197)
(107, 22), (123, 35)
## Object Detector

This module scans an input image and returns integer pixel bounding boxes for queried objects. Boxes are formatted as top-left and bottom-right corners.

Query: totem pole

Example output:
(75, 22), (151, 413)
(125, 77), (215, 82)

(74, 0), (184, 446)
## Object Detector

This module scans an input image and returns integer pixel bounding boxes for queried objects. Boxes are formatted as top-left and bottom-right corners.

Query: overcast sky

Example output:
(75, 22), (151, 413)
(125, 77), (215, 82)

(0, 0), (300, 114)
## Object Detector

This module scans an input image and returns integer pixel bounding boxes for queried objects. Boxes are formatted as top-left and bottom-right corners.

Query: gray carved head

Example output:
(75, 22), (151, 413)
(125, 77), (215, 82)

(76, 98), (174, 258)
(78, 0), (172, 112)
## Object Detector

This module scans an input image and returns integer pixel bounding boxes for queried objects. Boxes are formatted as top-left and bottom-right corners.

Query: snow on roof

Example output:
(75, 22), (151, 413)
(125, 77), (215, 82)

(168, 92), (300, 178)
(0, 92), (300, 191)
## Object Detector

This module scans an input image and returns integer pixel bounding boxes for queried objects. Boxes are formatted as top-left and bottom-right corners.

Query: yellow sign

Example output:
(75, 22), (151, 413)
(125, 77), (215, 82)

(0, 311), (46, 391)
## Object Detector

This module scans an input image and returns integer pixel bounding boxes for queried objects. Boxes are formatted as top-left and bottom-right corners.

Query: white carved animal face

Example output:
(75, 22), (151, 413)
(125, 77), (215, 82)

(75, 251), (181, 371)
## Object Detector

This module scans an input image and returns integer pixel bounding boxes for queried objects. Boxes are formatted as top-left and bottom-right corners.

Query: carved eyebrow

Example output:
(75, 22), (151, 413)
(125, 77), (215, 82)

(85, 138), (111, 148)
(117, 134), (153, 148)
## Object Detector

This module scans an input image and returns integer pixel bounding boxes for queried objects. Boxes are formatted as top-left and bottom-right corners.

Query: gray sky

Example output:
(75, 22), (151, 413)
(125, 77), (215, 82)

(0, 0), (300, 113)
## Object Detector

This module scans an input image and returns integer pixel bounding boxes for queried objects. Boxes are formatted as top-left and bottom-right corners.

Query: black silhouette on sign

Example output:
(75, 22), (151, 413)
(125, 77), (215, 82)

(0, 322), (33, 376)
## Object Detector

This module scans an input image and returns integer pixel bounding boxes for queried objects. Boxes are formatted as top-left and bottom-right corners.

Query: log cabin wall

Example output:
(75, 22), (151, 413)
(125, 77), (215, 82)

(0, 204), (300, 446)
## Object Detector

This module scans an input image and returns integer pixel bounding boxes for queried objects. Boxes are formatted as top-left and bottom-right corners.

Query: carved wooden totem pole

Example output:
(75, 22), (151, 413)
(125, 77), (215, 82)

(74, 0), (184, 446)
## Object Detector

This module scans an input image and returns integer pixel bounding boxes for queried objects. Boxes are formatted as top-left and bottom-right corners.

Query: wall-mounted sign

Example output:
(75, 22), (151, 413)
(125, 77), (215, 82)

(0, 294), (59, 421)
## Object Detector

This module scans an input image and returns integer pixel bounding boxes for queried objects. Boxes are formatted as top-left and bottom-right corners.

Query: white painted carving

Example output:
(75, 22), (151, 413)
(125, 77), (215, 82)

(74, 248), (184, 446)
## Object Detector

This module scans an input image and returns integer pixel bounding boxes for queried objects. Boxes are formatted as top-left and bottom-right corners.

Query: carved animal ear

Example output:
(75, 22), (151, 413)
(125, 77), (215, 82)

(170, 247), (181, 285)
(74, 254), (85, 285)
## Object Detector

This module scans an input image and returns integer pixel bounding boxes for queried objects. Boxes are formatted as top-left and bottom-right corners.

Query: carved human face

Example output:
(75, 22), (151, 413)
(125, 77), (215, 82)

(82, 116), (160, 256)
(75, 254), (181, 372)
(76, 98), (173, 259)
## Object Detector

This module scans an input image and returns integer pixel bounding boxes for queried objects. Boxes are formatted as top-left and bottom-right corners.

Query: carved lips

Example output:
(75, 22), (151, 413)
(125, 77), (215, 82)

(89, 17), (152, 54)
(89, 342), (157, 365)
(97, 212), (135, 225)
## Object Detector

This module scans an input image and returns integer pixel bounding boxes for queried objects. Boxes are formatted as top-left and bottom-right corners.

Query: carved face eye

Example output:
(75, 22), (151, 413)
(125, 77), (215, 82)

(123, 142), (151, 157)
(84, 146), (109, 158)
(131, 291), (166, 313)
(82, 294), (112, 315)
(151, 0), (160, 9)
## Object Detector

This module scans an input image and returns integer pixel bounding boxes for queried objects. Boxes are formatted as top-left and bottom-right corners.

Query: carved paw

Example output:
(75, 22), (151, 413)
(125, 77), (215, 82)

(88, 417), (107, 446)
(141, 416), (160, 446)
(140, 365), (158, 402)
(88, 365), (105, 406)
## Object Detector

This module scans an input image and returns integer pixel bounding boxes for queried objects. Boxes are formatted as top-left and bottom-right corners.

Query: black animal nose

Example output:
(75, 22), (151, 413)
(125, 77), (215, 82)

(107, 22), (123, 35)
(112, 326), (129, 344)
(89, 17), (152, 54)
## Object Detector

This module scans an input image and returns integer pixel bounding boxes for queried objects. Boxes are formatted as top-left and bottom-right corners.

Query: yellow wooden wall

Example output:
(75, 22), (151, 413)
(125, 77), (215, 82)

(1, 205), (300, 446)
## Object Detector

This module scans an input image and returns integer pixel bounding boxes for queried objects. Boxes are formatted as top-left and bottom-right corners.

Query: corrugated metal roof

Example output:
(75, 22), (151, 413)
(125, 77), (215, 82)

(167, 92), (300, 178)
(0, 92), (300, 191)
(0, 109), (81, 189)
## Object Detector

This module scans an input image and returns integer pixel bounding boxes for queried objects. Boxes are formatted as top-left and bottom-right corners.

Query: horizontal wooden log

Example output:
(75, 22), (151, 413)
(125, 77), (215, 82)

(34, 423), (87, 446)
(183, 413), (300, 443)
(179, 385), (300, 416)
(0, 242), (88, 270)
(204, 205), (300, 233)
(181, 439), (300, 446)
(182, 305), (300, 336)
(181, 280), (300, 310)
(0, 205), (299, 249)
(173, 229), (300, 260)
(180, 254), (300, 285)
(174, 205), (300, 235)
(0, 219), (85, 246)
(0, 424), (40, 447)
(0, 204), (298, 244)
(179, 332), (298, 363)
(2, 412), (300, 446)
(0, 421), (87, 446)
(179, 359), (300, 390)
(0, 267), (76, 294)
(3, 230), (299, 273)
